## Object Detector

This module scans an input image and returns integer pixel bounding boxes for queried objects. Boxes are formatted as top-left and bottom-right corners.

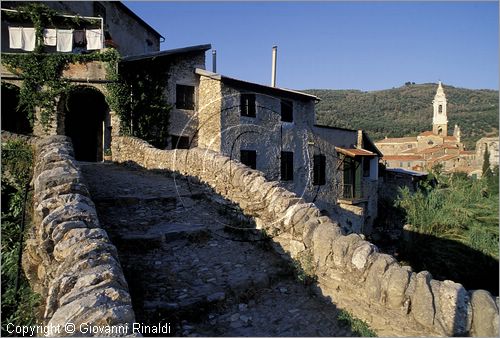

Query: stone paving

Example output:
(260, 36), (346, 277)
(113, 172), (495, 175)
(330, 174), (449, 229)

(80, 162), (353, 336)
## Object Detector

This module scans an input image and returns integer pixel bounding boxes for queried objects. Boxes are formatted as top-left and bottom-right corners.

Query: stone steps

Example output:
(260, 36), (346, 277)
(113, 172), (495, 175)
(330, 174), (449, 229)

(80, 162), (352, 336)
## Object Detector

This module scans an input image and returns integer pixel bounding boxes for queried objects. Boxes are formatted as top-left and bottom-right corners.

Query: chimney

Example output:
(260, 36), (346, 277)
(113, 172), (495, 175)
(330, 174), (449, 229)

(212, 49), (217, 73)
(271, 45), (277, 87)
(357, 130), (363, 148)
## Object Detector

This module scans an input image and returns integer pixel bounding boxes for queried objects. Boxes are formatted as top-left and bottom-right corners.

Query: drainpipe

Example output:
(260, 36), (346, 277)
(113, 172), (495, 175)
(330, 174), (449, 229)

(212, 49), (217, 73)
(271, 46), (277, 87)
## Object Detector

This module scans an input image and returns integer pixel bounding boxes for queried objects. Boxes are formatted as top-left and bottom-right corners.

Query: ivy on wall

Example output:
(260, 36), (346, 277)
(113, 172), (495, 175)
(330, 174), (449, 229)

(1, 50), (121, 130)
(1, 2), (170, 149)
(118, 60), (171, 149)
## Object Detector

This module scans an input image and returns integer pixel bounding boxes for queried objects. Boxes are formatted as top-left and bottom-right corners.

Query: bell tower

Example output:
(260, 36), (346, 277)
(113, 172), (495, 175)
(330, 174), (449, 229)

(432, 81), (448, 136)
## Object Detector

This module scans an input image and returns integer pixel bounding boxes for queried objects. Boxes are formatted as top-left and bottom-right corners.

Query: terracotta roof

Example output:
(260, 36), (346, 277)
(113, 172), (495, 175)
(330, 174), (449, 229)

(429, 154), (459, 162)
(418, 131), (434, 136)
(382, 155), (423, 161)
(401, 148), (418, 154)
(460, 150), (475, 155)
(375, 137), (418, 144)
(335, 147), (376, 157)
(444, 136), (457, 141)
(418, 146), (444, 154)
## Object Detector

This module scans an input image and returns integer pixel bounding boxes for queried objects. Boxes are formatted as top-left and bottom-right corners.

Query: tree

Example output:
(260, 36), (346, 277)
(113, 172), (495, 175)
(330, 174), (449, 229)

(482, 145), (493, 178)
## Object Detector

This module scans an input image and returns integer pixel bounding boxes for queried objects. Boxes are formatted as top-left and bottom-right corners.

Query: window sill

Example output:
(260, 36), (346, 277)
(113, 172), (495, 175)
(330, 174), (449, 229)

(337, 197), (368, 205)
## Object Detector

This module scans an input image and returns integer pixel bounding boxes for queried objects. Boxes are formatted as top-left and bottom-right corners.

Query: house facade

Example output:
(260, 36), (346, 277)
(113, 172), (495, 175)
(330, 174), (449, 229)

(188, 68), (381, 234)
(1, 1), (163, 56)
(1, 1), (381, 234)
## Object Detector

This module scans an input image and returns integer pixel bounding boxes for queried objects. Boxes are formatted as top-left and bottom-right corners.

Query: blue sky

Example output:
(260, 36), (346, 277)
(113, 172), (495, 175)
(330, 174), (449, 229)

(124, 1), (499, 91)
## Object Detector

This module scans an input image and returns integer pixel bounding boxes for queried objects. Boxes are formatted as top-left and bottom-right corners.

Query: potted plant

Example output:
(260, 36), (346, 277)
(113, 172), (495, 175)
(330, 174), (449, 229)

(103, 148), (112, 162)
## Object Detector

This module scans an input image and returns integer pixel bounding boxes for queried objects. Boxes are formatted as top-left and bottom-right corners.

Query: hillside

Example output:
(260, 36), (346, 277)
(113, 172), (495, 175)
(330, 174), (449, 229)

(305, 83), (499, 149)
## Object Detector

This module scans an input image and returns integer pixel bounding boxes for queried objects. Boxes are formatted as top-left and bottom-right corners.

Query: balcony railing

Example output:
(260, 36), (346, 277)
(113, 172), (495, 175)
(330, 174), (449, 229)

(340, 184), (364, 200)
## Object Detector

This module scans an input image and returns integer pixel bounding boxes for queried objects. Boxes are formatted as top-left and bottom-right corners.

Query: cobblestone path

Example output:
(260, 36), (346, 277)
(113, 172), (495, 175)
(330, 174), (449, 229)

(80, 162), (353, 336)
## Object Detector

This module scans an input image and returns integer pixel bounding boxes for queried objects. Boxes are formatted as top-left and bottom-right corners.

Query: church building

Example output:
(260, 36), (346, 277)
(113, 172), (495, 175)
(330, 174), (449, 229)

(375, 82), (476, 173)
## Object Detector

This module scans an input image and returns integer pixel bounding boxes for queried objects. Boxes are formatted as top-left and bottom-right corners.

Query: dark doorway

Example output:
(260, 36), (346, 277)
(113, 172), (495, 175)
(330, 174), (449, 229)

(64, 87), (107, 162)
(1, 82), (32, 134)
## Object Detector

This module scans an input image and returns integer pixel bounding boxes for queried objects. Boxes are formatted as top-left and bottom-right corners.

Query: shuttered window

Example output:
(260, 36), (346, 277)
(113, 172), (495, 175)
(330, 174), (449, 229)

(281, 151), (294, 181)
(240, 150), (257, 169)
(313, 154), (326, 185)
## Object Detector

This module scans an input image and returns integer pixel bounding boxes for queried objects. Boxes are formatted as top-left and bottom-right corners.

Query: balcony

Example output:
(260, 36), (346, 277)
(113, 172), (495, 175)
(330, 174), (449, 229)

(338, 183), (367, 204)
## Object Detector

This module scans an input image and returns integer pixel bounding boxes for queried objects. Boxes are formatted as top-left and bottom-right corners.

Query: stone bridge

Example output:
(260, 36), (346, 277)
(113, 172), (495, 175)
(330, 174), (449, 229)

(24, 135), (499, 336)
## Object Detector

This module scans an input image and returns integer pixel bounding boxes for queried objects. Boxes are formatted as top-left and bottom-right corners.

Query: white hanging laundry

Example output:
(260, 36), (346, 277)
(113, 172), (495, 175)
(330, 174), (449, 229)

(43, 28), (57, 46)
(8, 26), (22, 49)
(86, 29), (103, 50)
(57, 29), (73, 52)
(21, 27), (36, 52)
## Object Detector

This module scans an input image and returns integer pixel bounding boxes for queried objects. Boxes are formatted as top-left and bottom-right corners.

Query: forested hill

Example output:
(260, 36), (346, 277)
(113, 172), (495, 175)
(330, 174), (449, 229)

(305, 83), (499, 149)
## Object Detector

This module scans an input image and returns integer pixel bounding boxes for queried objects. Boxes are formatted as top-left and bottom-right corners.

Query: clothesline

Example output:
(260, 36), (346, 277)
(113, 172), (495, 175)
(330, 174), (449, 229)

(8, 26), (104, 52)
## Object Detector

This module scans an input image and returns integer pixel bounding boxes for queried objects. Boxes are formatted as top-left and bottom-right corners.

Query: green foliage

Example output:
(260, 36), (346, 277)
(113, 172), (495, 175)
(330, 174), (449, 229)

(306, 83), (499, 149)
(482, 145), (492, 178)
(2, 47), (120, 131)
(290, 251), (317, 285)
(1, 140), (41, 336)
(395, 173), (499, 259)
(116, 60), (171, 148)
(337, 309), (377, 337)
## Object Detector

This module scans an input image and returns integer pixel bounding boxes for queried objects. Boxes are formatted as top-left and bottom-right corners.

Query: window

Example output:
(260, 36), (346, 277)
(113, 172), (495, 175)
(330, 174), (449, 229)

(407, 144), (412, 149)
(363, 157), (371, 177)
(240, 94), (256, 117)
(171, 135), (190, 149)
(281, 151), (294, 181)
(313, 154), (326, 185)
(438, 104), (443, 113)
(281, 99), (293, 122)
(176, 85), (195, 110)
(93, 2), (106, 24)
(240, 150), (256, 169)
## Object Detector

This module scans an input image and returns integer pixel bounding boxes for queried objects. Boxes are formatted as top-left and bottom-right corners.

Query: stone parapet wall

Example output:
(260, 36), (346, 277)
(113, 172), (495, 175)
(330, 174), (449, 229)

(23, 135), (135, 336)
(112, 135), (499, 337)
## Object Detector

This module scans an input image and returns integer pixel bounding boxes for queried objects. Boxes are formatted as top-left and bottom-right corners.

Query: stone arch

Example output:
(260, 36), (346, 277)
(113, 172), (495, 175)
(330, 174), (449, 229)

(60, 85), (110, 161)
(1, 82), (33, 134)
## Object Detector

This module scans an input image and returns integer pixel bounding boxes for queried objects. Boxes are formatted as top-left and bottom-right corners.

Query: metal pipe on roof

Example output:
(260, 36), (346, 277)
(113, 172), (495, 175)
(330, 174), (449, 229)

(212, 49), (217, 73)
(271, 45), (277, 87)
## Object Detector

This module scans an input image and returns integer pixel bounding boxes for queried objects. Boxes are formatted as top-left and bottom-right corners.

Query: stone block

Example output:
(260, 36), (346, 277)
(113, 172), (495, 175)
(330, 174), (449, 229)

(364, 253), (396, 302)
(433, 280), (470, 336)
(469, 289), (499, 337)
(312, 222), (342, 268)
(411, 271), (436, 329)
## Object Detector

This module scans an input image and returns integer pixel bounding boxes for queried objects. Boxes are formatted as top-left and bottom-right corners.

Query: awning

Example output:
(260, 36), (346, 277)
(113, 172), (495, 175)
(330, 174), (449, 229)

(335, 147), (376, 157)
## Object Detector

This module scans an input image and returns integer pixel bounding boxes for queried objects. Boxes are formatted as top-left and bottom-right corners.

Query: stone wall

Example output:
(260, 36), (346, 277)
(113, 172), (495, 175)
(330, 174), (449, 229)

(23, 135), (135, 335)
(111, 135), (499, 337)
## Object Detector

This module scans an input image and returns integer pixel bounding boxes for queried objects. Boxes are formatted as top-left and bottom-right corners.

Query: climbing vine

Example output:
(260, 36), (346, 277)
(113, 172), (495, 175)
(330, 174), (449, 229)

(1, 50), (121, 130)
(2, 2), (170, 148)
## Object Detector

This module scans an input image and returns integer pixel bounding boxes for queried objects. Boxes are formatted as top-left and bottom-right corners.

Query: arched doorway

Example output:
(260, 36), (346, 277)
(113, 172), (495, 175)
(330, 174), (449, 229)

(1, 82), (32, 134)
(63, 86), (108, 162)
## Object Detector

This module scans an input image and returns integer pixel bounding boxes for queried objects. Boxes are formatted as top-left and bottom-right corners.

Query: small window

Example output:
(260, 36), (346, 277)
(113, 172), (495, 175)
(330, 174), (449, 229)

(438, 104), (443, 113)
(171, 135), (190, 149)
(240, 94), (256, 117)
(176, 85), (195, 110)
(363, 157), (371, 177)
(407, 144), (412, 149)
(313, 154), (326, 185)
(281, 99), (293, 122)
(281, 151), (294, 181)
(240, 150), (256, 169)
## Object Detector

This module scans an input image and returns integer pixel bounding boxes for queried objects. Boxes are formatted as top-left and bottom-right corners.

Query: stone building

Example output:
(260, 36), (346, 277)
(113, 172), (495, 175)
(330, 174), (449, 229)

(1, 1), (163, 56)
(177, 68), (382, 234)
(1, 1), (164, 161)
(475, 137), (499, 170)
(375, 82), (478, 174)
(1, 1), (381, 234)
